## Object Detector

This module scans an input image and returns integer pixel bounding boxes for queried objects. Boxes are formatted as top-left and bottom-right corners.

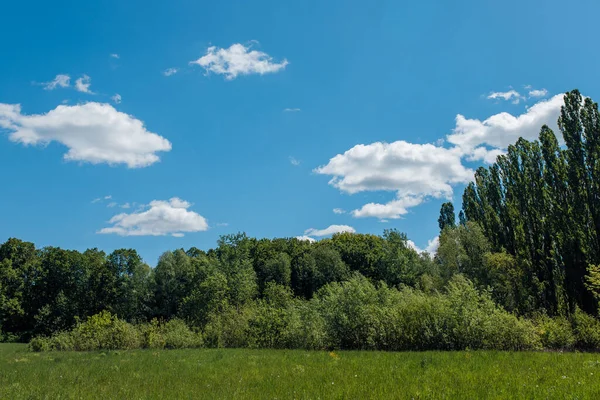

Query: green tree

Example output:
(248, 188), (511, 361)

(438, 202), (456, 232)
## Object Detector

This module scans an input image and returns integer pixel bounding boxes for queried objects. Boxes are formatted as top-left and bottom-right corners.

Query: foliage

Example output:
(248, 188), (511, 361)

(438, 202), (456, 232)
(534, 315), (576, 350)
(571, 307), (600, 350)
(29, 311), (202, 352)
(461, 90), (600, 316)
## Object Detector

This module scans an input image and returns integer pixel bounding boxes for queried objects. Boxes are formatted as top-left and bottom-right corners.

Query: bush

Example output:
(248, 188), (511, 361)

(30, 312), (203, 352)
(28, 336), (52, 352)
(535, 316), (575, 350)
(571, 308), (600, 350)
(29, 311), (141, 352)
(161, 319), (203, 349)
(283, 302), (327, 350)
(203, 306), (253, 348)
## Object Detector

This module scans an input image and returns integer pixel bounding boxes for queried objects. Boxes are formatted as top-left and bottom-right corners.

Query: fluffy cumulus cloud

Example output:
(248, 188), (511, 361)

(0, 102), (172, 168)
(316, 92), (567, 220)
(75, 75), (93, 93)
(407, 236), (439, 256)
(98, 197), (208, 237)
(304, 225), (356, 237)
(315, 141), (473, 219)
(43, 74), (71, 90)
(295, 235), (316, 243)
(447, 94), (564, 162)
(190, 43), (288, 80)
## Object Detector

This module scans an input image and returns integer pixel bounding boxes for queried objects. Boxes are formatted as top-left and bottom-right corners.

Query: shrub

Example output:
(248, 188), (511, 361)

(283, 302), (327, 350)
(203, 306), (253, 348)
(571, 308), (600, 350)
(535, 316), (575, 350)
(139, 319), (167, 349)
(29, 336), (52, 352)
(161, 319), (203, 349)
(29, 311), (142, 352)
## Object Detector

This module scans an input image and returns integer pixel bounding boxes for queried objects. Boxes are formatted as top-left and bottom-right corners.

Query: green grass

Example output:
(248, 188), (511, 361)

(1, 344), (600, 399)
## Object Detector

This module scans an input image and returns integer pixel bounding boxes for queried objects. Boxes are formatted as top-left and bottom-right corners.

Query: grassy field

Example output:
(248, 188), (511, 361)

(1, 344), (599, 399)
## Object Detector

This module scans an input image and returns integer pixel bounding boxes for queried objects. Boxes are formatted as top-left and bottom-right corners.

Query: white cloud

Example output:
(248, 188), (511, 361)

(289, 156), (300, 166)
(43, 74), (71, 90)
(110, 54), (120, 59)
(426, 236), (440, 254)
(163, 68), (179, 77)
(316, 94), (565, 220)
(333, 208), (345, 214)
(190, 43), (288, 80)
(487, 90), (524, 104)
(295, 236), (316, 243)
(447, 94), (564, 161)
(92, 195), (112, 204)
(315, 141), (473, 219)
(98, 197), (208, 237)
(351, 194), (425, 220)
(304, 224), (355, 237)
(75, 75), (93, 93)
(0, 102), (172, 168)
(529, 88), (548, 98)
(112, 94), (122, 104)
(284, 108), (301, 112)
(407, 236), (439, 256)
(216, 222), (229, 227)
(120, 203), (131, 209)
(107, 202), (117, 208)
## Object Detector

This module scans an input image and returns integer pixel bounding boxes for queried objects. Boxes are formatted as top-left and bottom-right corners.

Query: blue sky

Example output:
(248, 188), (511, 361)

(1, 0), (600, 265)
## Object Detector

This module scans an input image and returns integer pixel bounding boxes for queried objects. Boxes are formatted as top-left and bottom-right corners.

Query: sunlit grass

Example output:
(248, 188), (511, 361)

(1, 344), (599, 399)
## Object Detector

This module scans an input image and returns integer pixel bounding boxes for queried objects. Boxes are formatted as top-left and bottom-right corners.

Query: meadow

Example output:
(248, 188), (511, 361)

(1, 344), (599, 399)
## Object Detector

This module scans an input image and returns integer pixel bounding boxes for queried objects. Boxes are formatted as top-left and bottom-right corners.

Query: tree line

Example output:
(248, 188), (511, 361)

(1, 89), (600, 351)
(459, 89), (600, 317)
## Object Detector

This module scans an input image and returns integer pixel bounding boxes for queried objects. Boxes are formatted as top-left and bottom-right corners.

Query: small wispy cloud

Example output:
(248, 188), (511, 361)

(304, 224), (355, 237)
(216, 222), (229, 227)
(92, 195), (112, 204)
(283, 108), (301, 112)
(289, 156), (300, 166)
(107, 202), (117, 208)
(112, 94), (122, 104)
(42, 74), (71, 90)
(110, 54), (120, 59)
(487, 89), (524, 104)
(75, 75), (93, 93)
(333, 208), (346, 214)
(163, 68), (179, 77)
(528, 88), (548, 98)
(120, 203), (131, 209)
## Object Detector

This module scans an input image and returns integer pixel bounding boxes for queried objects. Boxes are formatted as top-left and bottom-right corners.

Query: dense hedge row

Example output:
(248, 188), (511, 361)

(30, 275), (600, 352)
